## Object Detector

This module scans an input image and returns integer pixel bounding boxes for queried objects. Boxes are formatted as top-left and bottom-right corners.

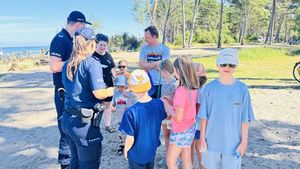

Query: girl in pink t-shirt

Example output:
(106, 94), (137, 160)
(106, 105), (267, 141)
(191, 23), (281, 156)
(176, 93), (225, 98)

(164, 55), (199, 169)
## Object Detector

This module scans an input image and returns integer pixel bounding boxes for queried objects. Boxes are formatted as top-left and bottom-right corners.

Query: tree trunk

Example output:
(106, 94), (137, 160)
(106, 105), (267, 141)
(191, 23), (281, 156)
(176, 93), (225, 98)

(265, 16), (272, 44)
(188, 0), (201, 47)
(284, 17), (288, 43)
(241, 5), (249, 45)
(162, 0), (173, 44)
(238, 21), (243, 43)
(217, 0), (224, 48)
(151, 0), (158, 26)
(267, 0), (276, 45)
(240, 20), (246, 45)
(275, 14), (285, 43)
(181, 0), (186, 48)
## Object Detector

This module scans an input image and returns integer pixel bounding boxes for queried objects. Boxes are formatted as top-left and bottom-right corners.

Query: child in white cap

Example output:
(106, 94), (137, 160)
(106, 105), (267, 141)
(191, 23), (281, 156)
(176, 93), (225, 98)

(119, 69), (167, 169)
(197, 48), (255, 169)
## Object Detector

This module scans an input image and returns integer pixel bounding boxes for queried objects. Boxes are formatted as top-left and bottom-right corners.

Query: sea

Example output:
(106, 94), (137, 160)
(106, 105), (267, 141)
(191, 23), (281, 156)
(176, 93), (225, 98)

(0, 46), (49, 58)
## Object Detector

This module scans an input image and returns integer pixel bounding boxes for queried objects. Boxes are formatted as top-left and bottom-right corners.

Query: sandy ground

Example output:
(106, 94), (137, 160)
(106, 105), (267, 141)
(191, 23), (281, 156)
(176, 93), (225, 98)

(0, 57), (300, 168)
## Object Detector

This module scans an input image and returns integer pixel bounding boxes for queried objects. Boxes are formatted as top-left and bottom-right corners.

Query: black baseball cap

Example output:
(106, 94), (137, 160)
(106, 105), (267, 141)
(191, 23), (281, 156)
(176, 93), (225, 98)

(67, 11), (92, 25)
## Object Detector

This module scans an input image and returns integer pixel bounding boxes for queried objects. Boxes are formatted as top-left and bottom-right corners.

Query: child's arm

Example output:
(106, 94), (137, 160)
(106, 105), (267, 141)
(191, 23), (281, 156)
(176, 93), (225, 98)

(236, 122), (248, 156)
(197, 118), (207, 152)
(174, 107), (184, 122)
(111, 106), (116, 113)
(124, 135), (134, 160)
(160, 98), (175, 116)
(196, 103), (200, 114)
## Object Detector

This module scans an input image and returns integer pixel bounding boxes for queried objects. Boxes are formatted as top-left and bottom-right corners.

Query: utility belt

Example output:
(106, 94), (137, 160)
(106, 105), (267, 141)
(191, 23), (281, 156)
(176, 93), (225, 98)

(65, 103), (105, 128)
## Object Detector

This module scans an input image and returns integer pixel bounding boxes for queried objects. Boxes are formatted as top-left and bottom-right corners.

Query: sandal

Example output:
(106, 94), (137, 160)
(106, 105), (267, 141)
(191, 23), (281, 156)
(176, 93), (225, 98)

(117, 145), (124, 155)
(105, 126), (116, 133)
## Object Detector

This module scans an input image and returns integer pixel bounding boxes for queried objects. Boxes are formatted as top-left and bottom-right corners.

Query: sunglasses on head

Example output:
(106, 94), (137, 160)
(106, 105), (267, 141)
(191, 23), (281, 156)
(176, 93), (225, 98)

(219, 64), (237, 68)
(118, 65), (126, 69)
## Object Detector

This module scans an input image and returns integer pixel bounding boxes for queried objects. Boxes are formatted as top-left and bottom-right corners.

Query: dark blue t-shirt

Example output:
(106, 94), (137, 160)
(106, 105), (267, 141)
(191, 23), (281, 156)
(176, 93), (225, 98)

(62, 56), (106, 109)
(50, 29), (73, 88)
(119, 98), (167, 164)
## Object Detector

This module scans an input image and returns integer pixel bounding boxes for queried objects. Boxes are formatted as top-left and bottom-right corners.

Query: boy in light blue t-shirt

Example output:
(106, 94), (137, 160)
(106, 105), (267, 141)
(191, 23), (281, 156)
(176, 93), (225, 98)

(197, 48), (255, 169)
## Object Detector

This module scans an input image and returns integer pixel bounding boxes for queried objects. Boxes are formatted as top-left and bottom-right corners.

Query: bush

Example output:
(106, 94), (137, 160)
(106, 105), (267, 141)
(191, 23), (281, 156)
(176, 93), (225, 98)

(245, 34), (259, 43)
(193, 29), (235, 44)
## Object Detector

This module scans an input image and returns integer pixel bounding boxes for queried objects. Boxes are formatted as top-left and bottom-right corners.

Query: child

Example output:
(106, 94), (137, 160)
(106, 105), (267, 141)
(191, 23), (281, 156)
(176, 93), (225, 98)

(159, 59), (177, 165)
(111, 75), (136, 155)
(191, 63), (207, 169)
(116, 60), (130, 78)
(165, 55), (199, 169)
(119, 69), (167, 169)
(198, 48), (255, 169)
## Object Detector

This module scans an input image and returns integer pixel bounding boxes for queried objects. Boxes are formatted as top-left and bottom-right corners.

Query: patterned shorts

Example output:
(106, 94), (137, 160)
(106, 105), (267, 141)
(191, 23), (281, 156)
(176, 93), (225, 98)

(169, 123), (196, 147)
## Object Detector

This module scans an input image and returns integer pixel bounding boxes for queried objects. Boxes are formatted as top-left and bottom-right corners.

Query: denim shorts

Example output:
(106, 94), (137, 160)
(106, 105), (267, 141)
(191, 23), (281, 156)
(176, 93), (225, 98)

(169, 124), (196, 147)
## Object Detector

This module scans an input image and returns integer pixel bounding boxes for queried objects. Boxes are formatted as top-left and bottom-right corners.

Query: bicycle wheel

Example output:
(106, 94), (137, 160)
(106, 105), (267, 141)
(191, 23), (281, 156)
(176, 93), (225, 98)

(293, 62), (300, 82)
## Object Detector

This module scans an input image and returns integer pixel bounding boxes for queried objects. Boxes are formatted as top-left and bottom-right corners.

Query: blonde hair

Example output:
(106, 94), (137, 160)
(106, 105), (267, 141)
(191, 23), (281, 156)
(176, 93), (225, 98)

(67, 35), (96, 81)
(160, 59), (174, 74)
(118, 60), (128, 65)
(173, 55), (199, 90)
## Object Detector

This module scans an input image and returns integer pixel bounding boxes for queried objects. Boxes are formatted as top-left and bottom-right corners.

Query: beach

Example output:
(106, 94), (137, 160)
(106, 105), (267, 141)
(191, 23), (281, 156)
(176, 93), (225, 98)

(0, 47), (300, 169)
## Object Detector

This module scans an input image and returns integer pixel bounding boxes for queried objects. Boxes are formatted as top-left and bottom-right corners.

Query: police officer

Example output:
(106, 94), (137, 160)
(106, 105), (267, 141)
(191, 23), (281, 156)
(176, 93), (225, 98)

(49, 11), (91, 169)
(61, 30), (114, 168)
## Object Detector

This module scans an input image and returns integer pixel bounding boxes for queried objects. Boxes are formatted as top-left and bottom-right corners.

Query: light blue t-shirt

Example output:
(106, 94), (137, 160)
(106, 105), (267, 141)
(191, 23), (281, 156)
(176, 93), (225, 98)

(196, 86), (205, 131)
(198, 79), (255, 155)
(139, 44), (170, 85)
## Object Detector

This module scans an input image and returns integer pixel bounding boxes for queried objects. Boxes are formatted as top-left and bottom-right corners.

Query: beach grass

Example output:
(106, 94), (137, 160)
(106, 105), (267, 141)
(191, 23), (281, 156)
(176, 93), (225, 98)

(193, 47), (300, 86)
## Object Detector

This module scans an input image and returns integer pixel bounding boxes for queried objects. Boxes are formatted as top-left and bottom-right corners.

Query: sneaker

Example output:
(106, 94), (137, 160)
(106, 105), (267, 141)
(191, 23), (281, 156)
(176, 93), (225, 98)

(105, 126), (116, 133)
(60, 164), (70, 169)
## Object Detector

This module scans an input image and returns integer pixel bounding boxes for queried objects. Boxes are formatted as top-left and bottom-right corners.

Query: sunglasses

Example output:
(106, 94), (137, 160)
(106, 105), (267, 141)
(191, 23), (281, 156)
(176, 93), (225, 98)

(118, 66), (126, 69)
(219, 64), (237, 68)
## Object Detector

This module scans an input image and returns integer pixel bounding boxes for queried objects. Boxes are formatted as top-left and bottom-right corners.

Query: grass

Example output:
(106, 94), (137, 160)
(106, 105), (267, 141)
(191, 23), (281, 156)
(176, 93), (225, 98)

(0, 58), (42, 72)
(193, 47), (300, 86)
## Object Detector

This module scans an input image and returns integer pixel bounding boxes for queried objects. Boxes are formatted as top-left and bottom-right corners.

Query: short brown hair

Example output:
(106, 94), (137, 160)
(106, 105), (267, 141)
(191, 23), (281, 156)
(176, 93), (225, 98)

(144, 26), (159, 38)
(160, 59), (174, 74)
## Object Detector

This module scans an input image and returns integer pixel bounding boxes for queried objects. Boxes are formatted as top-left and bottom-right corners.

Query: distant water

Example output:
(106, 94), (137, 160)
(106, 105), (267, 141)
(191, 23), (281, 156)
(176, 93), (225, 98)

(0, 46), (49, 57)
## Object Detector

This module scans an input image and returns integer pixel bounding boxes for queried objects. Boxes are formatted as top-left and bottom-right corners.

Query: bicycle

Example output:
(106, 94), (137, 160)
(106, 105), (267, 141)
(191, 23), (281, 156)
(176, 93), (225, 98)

(293, 61), (300, 82)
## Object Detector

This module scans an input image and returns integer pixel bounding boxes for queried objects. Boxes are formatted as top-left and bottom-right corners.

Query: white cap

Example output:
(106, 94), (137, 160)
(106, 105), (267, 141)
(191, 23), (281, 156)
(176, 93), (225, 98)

(128, 69), (151, 93)
(216, 48), (239, 66)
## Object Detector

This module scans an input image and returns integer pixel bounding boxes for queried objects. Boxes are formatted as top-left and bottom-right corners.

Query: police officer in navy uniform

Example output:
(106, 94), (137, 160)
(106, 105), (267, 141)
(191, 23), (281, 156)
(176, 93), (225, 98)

(61, 29), (114, 169)
(49, 11), (92, 169)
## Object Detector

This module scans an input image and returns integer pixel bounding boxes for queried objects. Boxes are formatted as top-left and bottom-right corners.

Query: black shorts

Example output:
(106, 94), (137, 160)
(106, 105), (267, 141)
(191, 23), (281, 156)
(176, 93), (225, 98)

(103, 96), (113, 102)
(150, 85), (162, 99)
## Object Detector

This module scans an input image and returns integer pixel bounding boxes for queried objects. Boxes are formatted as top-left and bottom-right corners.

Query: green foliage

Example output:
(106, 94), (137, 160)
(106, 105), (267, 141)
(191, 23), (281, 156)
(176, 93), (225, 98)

(110, 33), (143, 52)
(130, 0), (300, 46)
(192, 29), (235, 44)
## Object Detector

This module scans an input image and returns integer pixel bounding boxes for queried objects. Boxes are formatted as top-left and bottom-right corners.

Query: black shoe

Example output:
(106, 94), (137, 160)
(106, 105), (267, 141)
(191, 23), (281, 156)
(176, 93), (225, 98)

(117, 145), (125, 156)
(61, 164), (70, 169)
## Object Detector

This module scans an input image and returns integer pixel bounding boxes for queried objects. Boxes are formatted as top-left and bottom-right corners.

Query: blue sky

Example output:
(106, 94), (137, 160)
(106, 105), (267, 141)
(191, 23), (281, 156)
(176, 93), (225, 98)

(0, 0), (144, 47)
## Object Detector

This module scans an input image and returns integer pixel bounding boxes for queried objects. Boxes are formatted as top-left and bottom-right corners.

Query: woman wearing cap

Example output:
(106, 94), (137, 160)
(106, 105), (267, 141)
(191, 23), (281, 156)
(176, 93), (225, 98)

(92, 33), (117, 133)
(61, 29), (114, 168)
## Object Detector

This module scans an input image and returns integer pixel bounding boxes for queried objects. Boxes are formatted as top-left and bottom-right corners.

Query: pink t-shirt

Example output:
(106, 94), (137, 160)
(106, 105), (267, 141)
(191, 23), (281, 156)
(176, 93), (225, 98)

(172, 86), (197, 132)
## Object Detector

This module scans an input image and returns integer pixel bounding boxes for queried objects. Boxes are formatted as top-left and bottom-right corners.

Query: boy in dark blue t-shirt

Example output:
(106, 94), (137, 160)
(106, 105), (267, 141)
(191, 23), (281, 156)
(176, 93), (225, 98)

(119, 69), (167, 169)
